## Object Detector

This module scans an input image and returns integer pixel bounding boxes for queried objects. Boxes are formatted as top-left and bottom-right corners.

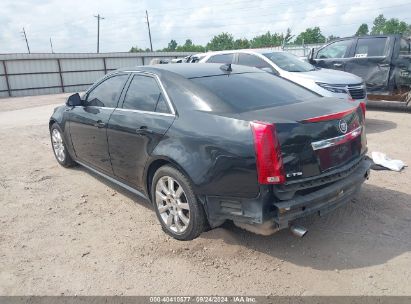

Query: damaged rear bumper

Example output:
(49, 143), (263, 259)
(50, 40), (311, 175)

(273, 157), (371, 229)
(204, 157), (372, 233)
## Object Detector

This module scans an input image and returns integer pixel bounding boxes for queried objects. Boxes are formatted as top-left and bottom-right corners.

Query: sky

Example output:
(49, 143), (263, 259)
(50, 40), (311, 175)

(1, 0), (411, 53)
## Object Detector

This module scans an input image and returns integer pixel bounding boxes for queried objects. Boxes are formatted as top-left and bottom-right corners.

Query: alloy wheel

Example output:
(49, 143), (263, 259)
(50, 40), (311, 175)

(155, 176), (190, 234)
(51, 128), (65, 162)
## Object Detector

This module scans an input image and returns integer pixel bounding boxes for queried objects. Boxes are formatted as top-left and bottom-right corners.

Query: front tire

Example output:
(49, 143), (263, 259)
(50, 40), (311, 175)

(151, 165), (206, 240)
(50, 123), (76, 167)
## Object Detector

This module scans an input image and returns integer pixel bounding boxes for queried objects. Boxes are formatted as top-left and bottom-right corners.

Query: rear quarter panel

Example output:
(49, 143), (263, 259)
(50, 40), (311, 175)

(150, 111), (259, 199)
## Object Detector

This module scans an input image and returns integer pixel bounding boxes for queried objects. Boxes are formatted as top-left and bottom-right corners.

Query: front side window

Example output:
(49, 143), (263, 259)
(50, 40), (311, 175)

(86, 74), (129, 107)
(317, 39), (352, 59)
(207, 53), (234, 64)
(354, 38), (387, 57)
(237, 53), (271, 69)
(123, 75), (170, 113)
(263, 52), (315, 72)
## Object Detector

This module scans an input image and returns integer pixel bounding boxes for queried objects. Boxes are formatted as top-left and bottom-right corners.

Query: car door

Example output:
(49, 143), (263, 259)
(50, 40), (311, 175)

(107, 73), (175, 189)
(344, 36), (392, 92)
(68, 73), (129, 174)
(314, 38), (355, 71)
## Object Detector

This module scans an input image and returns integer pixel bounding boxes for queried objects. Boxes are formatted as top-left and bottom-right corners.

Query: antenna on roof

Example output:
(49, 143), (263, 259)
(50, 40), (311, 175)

(220, 63), (232, 72)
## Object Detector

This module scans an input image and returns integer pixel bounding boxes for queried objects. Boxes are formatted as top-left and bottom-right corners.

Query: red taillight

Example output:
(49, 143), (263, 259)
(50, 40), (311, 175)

(250, 121), (285, 184)
(301, 107), (357, 123)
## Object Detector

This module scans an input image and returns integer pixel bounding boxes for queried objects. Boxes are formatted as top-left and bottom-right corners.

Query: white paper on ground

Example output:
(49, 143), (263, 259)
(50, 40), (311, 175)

(371, 152), (406, 172)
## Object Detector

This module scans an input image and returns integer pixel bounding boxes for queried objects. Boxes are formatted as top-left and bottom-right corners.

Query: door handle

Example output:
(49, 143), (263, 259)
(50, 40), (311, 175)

(94, 120), (106, 128)
(333, 63), (343, 67)
(135, 126), (154, 134)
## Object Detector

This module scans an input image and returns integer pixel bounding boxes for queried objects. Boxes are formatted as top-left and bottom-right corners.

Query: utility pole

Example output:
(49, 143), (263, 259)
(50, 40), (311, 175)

(145, 10), (153, 51)
(21, 27), (30, 53)
(94, 14), (105, 53)
(49, 37), (54, 53)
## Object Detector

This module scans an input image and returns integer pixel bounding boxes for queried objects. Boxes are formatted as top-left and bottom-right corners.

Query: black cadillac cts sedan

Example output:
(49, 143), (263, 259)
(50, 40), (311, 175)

(49, 63), (371, 240)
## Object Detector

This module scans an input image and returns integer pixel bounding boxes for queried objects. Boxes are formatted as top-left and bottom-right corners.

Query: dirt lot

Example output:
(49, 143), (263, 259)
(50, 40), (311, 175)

(0, 94), (410, 296)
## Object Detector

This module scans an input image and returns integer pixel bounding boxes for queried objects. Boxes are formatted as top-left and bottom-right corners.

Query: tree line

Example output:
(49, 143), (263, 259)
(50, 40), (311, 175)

(130, 14), (411, 53)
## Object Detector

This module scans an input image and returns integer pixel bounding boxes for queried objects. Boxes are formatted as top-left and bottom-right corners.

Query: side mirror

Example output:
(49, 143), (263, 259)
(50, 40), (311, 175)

(66, 93), (82, 107)
(308, 47), (315, 63)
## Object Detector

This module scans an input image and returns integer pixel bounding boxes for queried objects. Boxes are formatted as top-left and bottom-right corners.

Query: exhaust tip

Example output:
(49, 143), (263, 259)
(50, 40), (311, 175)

(290, 224), (308, 238)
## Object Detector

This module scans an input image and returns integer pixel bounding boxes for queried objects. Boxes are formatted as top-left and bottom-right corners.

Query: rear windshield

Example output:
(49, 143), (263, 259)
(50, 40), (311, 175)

(191, 72), (317, 112)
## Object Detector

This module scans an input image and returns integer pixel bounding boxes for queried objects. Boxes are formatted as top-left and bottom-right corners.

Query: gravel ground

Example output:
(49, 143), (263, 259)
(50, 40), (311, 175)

(0, 94), (410, 296)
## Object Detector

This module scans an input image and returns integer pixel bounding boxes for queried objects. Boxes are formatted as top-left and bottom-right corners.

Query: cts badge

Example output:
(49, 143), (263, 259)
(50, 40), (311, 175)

(286, 172), (303, 178)
(338, 119), (348, 134)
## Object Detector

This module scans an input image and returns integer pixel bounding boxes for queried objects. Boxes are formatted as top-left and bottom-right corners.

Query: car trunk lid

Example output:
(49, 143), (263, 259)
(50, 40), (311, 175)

(238, 98), (366, 182)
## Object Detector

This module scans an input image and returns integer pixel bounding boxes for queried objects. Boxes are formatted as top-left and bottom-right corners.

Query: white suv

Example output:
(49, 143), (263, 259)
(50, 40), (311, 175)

(199, 50), (367, 104)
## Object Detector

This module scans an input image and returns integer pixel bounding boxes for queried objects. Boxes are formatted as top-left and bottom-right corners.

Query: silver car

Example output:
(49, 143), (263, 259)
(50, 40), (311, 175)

(199, 50), (367, 104)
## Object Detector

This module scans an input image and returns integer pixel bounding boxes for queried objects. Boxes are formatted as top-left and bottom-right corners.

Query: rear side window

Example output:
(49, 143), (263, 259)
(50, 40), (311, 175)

(237, 53), (271, 69)
(86, 74), (128, 107)
(191, 72), (317, 112)
(317, 39), (352, 59)
(123, 75), (170, 113)
(400, 38), (411, 55)
(354, 38), (387, 57)
(207, 54), (234, 64)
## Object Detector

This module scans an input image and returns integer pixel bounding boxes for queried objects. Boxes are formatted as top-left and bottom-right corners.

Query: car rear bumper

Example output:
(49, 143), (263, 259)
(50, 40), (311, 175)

(204, 157), (371, 231)
(272, 157), (371, 229)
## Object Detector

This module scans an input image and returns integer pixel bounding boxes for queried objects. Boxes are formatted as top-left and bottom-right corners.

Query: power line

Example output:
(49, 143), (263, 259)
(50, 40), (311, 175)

(94, 14), (105, 53)
(23, 1), (411, 37)
(21, 27), (30, 54)
(145, 10), (153, 51)
(148, 2), (411, 31)
(5, 1), (411, 53)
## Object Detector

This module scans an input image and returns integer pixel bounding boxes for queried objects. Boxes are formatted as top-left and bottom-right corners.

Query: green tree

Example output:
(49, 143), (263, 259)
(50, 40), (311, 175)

(129, 46), (144, 52)
(383, 18), (408, 34)
(206, 33), (235, 51)
(327, 35), (340, 42)
(167, 39), (178, 51)
(355, 23), (369, 36)
(371, 14), (386, 34)
(250, 31), (283, 48)
(176, 39), (205, 52)
(370, 14), (409, 35)
(184, 39), (193, 48)
(233, 38), (250, 49)
(294, 27), (326, 44)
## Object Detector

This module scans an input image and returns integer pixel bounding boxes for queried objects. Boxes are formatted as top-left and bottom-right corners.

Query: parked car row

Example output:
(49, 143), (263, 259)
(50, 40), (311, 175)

(50, 47), (371, 240)
(197, 49), (367, 104)
(162, 35), (411, 99)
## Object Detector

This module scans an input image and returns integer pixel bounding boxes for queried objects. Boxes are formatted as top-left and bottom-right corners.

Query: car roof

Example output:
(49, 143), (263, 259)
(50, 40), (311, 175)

(118, 63), (264, 79)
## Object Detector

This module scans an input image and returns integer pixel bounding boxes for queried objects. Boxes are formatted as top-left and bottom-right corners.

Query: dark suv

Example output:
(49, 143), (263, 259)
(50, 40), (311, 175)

(309, 34), (411, 95)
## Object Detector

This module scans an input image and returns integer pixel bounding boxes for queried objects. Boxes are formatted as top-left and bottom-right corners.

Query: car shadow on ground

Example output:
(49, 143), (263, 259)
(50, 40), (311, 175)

(201, 183), (411, 271)
(71, 166), (153, 211)
(366, 118), (397, 134)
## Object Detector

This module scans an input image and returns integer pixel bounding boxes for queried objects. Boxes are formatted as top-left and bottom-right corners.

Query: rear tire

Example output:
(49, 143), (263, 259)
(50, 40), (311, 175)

(151, 165), (206, 240)
(50, 123), (76, 168)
